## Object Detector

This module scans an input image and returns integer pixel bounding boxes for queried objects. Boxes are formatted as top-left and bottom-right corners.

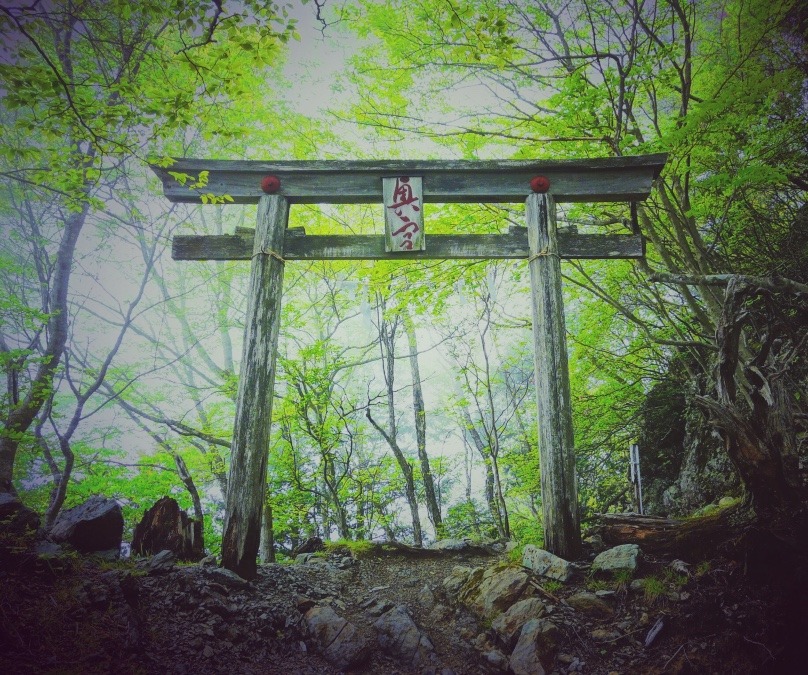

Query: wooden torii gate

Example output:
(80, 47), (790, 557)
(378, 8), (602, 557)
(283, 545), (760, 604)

(152, 154), (666, 579)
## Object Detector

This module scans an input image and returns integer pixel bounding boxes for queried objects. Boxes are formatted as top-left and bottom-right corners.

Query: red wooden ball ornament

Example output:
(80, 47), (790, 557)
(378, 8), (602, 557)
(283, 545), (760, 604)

(261, 175), (281, 193)
(530, 176), (550, 193)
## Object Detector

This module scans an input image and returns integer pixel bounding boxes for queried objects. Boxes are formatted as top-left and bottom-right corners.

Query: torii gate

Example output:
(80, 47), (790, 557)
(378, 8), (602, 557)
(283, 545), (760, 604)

(152, 154), (666, 579)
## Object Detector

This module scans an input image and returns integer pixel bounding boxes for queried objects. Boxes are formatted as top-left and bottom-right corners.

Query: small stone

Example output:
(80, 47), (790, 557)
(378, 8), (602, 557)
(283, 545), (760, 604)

(566, 592), (614, 619)
(590, 629), (610, 640)
(203, 645), (214, 658)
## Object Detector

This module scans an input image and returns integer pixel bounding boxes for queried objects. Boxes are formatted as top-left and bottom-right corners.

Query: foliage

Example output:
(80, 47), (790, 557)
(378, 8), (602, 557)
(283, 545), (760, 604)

(2, 0), (805, 566)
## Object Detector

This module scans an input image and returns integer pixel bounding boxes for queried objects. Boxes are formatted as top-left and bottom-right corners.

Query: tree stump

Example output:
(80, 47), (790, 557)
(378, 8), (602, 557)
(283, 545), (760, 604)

(132, 497), (203, 561)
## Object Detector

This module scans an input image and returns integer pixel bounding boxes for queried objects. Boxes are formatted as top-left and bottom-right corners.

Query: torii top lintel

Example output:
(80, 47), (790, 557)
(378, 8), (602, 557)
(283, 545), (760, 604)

(151, 154), (667, 205)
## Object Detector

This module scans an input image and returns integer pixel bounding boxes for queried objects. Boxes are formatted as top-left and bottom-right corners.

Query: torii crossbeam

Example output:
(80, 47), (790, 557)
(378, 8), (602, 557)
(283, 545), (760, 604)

(152, 154), (666, 579)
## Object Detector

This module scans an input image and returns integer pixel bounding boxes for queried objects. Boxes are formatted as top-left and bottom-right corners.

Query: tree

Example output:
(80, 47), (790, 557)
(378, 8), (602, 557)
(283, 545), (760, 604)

(343, 0), (807, 516)
(0, 0), (298, 495)
(366, 291), (424, 546)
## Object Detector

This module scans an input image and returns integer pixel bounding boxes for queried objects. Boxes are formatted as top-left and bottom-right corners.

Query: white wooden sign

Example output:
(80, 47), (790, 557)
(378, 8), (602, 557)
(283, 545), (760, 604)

(383, 176), (425, 252)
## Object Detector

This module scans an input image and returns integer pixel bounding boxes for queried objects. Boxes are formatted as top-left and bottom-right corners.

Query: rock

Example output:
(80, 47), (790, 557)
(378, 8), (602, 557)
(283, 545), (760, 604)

(142, 549), (176, 574)
(428, 538), (470, 551)
(566, 592), (614, 619)
(203, 567), (250, 589)
(457, 564), (531, 620)
(509, 619), (559, 675)
(522, 545), (574, 582)
(418, 584), (436, 608)
(362, 597), (395, 617)
(491, 597), (546, 650)
(199, 555), (217, 567)
(373, 605), (435, 668)
(629, 579), (645, 592)
(131, 497), (203, 561)
(442, 565), (477, 596)
(296, 552), (317, 563)
(50, 496), (123, 553)
(583, 533), (607, 552)
(0, 492), (40, 534)
(591, 628), (619, 640)
(34, 540), (64, 557)
(304, 605), (371, 670)
(483, 648), (509, 671)
(292, 536), (324, 556)
(592, 544), (640, 573)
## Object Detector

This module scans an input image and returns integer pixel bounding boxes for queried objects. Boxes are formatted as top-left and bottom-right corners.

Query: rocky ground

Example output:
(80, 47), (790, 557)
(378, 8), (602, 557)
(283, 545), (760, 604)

(1, 531), (807, 675)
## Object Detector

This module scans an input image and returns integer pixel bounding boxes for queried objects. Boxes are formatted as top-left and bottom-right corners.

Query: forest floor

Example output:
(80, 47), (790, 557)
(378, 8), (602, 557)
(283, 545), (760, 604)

(1, 530), (807, 674)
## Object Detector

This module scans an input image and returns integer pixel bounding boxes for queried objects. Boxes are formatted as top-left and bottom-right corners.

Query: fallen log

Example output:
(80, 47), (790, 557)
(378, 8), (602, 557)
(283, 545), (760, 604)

(593, 508), (746, 558)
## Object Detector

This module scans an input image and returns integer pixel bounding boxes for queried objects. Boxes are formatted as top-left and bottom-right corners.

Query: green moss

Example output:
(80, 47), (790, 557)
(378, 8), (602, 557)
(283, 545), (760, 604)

(642, 576), (666, 604)
(695, 561), (711, 577)
(507, 545), (524, 564)
(662, 567), (688, 588)
(612, 568), (634, 591)
(324, 538), (374, 558)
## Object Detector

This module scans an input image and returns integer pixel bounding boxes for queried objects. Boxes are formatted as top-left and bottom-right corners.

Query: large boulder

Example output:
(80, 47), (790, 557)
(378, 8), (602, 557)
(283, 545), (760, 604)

(457, 564), (532, 620)
(522, 545), (574, 582)
(50, 496), (123, 553)
(0, 492), (40, 534)
(508, 618), (559, 675)
(491, 597), (546, 651)
(373, 605), (436, 668)
(304, 605), (372, 670)
(131, 497), (203, 561)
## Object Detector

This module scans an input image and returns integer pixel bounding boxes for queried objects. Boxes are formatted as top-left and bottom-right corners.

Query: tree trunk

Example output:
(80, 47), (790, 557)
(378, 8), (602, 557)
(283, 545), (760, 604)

(463, 409), (504, 538)
(697, 277), (802, 512)
(260, 499), (275, 563)
(369, 298), (423, 546)
(367, 409), (423, 546)
(0, 200), (90, 495)
(404, 317), (443, 536)
(490, 451), (510, 539)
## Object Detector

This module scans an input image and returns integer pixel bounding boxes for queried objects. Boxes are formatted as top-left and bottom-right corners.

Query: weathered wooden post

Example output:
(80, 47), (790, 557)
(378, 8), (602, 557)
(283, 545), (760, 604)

(221, 195), (288, 579)
(527, 191), (581, 560)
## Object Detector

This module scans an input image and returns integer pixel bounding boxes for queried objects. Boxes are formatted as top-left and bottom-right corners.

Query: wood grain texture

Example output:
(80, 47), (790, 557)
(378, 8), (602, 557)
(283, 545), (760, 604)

(172, 232), (644, 261)
(220, 195), (288, 580)
(527, 193), (582, 560)
(151, 154), (667, 204)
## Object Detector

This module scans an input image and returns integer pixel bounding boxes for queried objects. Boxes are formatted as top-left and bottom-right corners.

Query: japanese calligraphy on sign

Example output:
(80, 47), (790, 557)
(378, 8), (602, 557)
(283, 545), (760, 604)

(383, 176), (425, 252)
